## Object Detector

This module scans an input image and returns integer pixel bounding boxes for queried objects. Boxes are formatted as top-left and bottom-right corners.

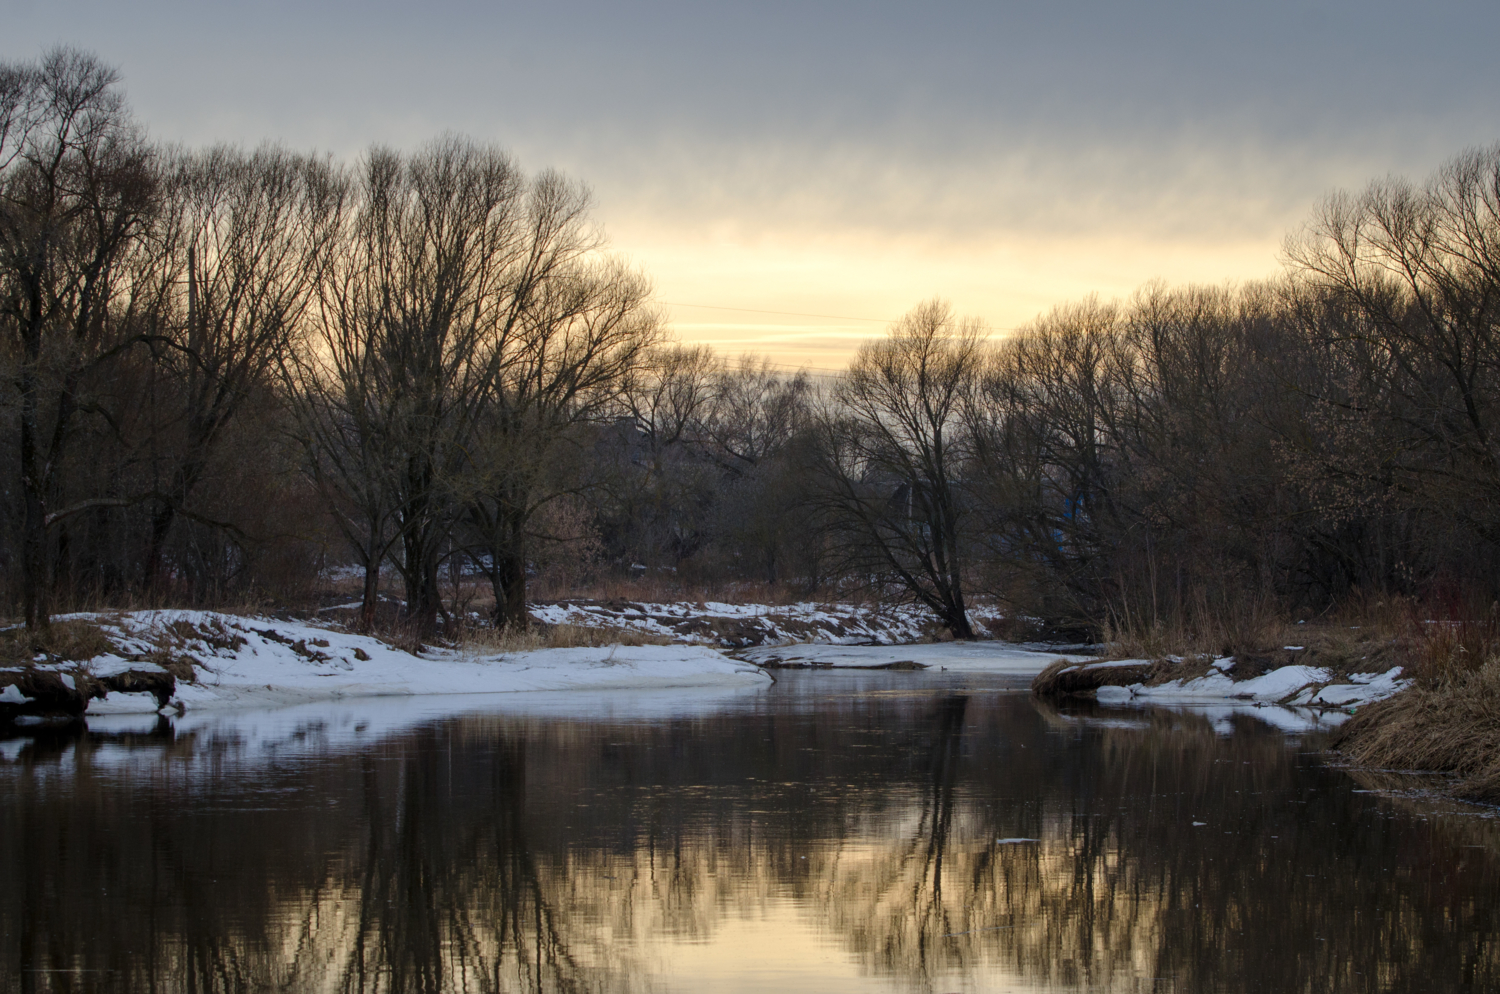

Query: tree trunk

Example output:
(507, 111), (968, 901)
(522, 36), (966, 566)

(401, 525), (442, 638)
(941, 597), (974, 640)
(490, 508), (529, 632)
(360, 561), (381, 630)
(145, 501), (176, 594)
(20, 334), (48, 631)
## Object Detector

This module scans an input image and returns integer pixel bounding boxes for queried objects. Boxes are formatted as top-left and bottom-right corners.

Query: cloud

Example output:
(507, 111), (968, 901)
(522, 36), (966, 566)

(6, 0), (1499, 365)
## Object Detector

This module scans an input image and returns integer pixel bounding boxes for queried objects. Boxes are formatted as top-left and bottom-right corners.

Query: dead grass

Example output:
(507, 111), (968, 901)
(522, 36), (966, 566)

(0, 619), (115, 665)
(451, 620), (673, 656)
(126, 616), (249, 680)
(1333, 660), (1500, 802)
(1099, 589), (1415, 682)
(528, 574), (818, 607)
(1101, 591), (1285, 662)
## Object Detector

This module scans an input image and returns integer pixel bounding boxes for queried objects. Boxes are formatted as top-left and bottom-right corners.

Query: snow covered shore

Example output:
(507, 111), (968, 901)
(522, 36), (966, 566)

(0, 607), (1413, 733)
(5, 611), (770, 717)
(1039, 656), (1410, 710)
(526, 598), (1007, 647)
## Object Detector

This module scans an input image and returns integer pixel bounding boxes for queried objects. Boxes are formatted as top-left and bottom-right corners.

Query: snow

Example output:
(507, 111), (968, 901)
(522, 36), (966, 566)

(1297, 668), (1408, 706)
(736, 640), (1092, 675)
(0, 685), (28, 705)
(5, 611), (771, 716)
(527, 598), (1010, 647)
(87, 692), (166, 714)
(1060, 653), (1415, 734)
(1077, 658), (1156, 670)
(1077, 657), (1408, 709)
(172, 638), (769, 712)
(1234, 664), (1332, 699)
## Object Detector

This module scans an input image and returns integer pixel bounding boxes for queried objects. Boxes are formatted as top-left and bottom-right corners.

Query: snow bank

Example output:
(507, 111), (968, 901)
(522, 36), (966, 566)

(1089, 660), (1409, 709)
(528, 599), (1008, 648)
(25, 611), (772, 715)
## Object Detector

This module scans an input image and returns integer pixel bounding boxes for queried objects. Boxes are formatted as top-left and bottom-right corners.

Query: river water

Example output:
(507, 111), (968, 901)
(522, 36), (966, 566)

(2, 671), (1497, 993)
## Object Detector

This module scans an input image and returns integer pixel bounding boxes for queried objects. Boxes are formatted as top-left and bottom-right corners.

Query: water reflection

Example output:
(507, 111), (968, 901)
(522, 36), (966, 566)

(1, 677), (1496, 993)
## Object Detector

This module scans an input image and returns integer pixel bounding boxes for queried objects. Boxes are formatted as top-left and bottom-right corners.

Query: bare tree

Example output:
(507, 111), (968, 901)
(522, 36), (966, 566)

(466, 253), (661, 630)
(0, 48), (156, 628)
(814, 301), (985, 638)
(299, 138), (523, 634)
(1284, 147), (1500, 549)
(294, 139), (659, 634)
(702, 357), (815, 584)
(607, 344), (723, 571)
(134, 145), (346, 591)
(969, 297), (1126, 618)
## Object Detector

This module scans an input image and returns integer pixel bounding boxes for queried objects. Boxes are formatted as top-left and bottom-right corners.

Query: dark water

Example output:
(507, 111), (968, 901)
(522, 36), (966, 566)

(2, 672), (1498, 993)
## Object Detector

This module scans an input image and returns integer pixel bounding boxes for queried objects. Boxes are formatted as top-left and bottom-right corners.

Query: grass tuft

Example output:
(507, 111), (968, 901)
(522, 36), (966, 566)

(451, 620), (673, 657)
(1334, 660), (1500, 802)
(0, 619), (115, 665)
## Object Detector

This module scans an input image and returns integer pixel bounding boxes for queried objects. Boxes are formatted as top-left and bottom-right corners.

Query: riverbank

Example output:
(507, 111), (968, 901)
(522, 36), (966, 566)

(1031, 655), (1408, 710)
(1332, 663), (1500, 803)
(526, 598), (1007, 648)
(0, 611), (770, 718)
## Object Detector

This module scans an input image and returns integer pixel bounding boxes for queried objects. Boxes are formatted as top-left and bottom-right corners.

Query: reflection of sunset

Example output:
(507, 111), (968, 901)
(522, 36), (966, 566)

(656, 906), (927, 993)
(3, 692), (1498, 991)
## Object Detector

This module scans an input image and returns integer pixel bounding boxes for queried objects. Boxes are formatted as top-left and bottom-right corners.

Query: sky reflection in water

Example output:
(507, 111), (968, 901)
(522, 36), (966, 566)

(2, 672), (1497, 993)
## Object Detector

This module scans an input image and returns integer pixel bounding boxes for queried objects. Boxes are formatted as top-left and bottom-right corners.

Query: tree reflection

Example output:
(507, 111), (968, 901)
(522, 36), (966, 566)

(1, 691), (1497, 992)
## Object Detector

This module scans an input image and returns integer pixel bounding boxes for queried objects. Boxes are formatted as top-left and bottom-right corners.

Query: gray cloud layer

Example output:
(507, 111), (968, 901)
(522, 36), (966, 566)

(7, 0), (1499, 346)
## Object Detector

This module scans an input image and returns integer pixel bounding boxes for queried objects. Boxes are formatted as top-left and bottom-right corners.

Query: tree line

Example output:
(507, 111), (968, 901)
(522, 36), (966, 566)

(4, 47), (1499, 641)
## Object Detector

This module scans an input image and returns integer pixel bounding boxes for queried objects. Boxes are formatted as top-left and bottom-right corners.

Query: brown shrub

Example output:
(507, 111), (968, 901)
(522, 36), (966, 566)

(1102, 588), (1283, 661)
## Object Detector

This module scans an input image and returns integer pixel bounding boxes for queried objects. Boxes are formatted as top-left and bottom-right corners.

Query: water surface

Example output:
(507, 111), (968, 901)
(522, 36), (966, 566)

(2, 672), (1497, 992)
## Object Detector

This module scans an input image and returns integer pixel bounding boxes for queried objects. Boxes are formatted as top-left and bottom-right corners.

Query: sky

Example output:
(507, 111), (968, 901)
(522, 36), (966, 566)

(6, 0), (1500, 368)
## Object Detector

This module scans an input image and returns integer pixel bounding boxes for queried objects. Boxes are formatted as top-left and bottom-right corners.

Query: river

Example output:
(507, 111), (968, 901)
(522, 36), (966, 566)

(2, 671), (1497, 992)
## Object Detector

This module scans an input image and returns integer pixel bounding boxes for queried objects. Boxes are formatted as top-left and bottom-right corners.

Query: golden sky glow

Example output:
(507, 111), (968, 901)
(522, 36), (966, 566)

(8, 0), (1500, 373)
(621, 225), (1286, 368)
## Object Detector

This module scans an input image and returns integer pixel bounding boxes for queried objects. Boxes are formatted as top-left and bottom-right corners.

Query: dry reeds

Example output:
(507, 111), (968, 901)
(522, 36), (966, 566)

(0, 618), (115, 665)
(1406, 614), (1500, 684)
(1332, 590), (1500, 685)
(1102, 587), (1283, 661)
(1334, 661), (1500, 802)
(451, 621), (672, 657)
